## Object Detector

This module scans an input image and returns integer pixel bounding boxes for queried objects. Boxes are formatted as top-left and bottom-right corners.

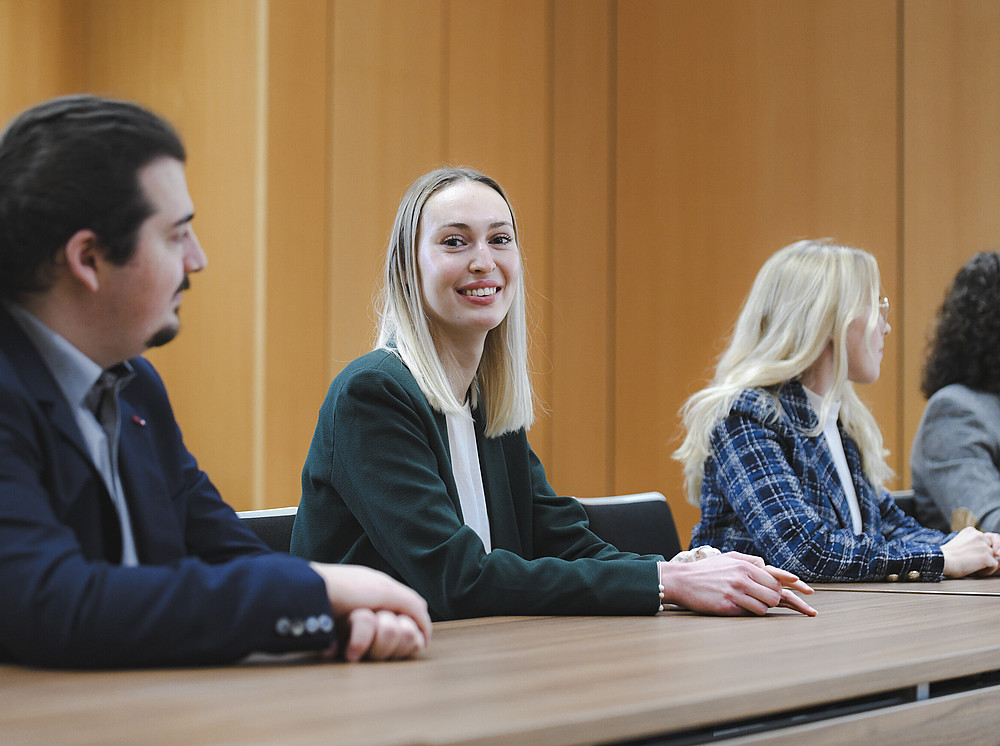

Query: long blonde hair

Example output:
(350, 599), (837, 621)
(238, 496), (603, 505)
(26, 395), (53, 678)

(673, 239), (892, 504)
(375, 167), (534, 436)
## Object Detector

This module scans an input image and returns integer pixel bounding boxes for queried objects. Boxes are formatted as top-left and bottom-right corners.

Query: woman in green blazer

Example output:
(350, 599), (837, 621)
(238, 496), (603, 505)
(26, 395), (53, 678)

(292, 167), (815, 621)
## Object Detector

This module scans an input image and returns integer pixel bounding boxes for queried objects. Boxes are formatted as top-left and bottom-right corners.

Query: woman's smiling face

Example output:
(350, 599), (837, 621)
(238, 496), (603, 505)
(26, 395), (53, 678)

(416, 180), (520, 354)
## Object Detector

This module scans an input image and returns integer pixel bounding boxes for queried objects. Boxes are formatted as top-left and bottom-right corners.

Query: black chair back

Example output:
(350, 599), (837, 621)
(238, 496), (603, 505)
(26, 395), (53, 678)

(576, 492), (682, 559)
(237, 507), (297, 553)
(890, 489), (917, 519)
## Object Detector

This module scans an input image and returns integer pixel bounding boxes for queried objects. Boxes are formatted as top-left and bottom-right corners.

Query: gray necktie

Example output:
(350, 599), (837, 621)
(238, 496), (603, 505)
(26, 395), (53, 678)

(86, 371), (119, 441)
(85, 370), (139, 566)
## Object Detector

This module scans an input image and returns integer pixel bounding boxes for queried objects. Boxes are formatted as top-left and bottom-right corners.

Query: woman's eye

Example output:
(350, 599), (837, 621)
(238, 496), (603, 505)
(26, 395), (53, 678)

(491, 233), (513, 246)
(442, 235), (465, 248)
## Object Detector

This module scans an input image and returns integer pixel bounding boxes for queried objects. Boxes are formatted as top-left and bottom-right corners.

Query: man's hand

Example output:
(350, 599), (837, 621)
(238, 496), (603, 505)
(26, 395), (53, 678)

(309, 563), (432, 661)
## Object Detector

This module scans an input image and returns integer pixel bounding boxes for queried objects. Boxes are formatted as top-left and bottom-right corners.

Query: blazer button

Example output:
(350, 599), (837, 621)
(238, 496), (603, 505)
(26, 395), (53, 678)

(886, 574), (899, 582)
(275, 617), (292, 636)
(907, 570), (921, 581)
(318, 614), (334, 633)
(290, 618), (305, 637)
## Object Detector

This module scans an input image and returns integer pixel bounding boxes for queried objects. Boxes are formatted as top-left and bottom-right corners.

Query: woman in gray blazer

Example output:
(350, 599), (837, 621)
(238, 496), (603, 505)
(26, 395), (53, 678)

(912, 251), (1000, 533)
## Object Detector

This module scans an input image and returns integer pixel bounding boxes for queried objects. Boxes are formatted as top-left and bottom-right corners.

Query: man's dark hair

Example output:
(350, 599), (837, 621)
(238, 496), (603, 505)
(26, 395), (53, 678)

(922, 250), (1000, 398)
(0, 95), (186, 298)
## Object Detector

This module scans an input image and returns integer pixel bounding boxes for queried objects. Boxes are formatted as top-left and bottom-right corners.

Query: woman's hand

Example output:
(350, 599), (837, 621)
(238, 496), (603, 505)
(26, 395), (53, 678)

(941, 527), (1000, 578)
(658, 552), (816, 617)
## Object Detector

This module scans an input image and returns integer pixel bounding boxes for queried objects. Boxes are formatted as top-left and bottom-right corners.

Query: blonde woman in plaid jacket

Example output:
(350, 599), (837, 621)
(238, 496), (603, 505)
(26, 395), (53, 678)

(675, 240), (1000, 583)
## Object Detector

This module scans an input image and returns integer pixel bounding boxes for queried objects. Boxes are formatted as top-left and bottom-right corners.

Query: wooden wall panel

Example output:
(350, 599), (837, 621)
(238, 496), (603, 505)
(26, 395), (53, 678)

(550, 0), (615, 496)
(15, 0), (1000, 542)
(84, 0), (261, 507)
(446, 0), (554, 466)
(264, 0), (330, 507)
(901, 0), (1000, 488)
(0, 0), (84, 121)
(615, 0), (900, 542)
(327, 0), (447, 379)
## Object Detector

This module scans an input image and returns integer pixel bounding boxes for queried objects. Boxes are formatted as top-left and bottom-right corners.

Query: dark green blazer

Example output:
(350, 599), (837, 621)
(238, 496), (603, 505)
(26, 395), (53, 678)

(292, 349), (661, 620)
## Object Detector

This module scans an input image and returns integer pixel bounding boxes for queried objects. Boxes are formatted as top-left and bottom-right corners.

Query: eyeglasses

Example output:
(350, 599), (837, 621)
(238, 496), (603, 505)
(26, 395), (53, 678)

(878, 296), (890, 324)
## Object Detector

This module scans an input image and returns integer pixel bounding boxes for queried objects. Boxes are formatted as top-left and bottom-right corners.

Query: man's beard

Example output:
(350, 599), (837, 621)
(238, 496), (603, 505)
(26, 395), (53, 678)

(146, 276), (189, 349)
(146, 323), (179, 349)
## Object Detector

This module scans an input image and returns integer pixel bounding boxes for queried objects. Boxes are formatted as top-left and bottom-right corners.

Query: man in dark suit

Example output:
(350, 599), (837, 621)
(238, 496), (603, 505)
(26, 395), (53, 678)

(0, 95), (430, 668)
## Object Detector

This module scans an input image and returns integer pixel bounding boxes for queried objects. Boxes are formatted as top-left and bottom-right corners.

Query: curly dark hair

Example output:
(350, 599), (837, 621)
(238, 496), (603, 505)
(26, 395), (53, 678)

(921, 251), (1000, 398)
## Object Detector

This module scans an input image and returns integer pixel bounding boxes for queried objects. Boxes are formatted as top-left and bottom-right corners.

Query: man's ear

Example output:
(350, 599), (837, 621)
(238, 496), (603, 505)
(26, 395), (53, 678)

(63, 229), (103, 293)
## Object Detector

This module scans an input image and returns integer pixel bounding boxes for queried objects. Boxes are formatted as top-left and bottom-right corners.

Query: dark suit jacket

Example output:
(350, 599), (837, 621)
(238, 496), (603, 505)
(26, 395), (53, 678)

(0, 307), (334, 668)
(292, 349), (662, 621)
(693, 382), (948, 582)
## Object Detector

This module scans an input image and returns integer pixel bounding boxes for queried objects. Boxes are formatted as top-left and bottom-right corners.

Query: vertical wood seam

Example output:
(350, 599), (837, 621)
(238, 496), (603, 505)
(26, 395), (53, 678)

(608, 0), (618, 494)
(252, 0), (269, 509)
(896, 0), (907, 488)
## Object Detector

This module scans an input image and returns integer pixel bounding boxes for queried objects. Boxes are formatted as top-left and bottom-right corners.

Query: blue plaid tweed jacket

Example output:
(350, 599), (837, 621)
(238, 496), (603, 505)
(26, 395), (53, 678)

(692, 382), (949, 582)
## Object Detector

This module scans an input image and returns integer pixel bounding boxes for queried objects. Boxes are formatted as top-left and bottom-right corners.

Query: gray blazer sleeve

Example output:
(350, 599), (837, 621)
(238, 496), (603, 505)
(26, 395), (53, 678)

(911, 385), (1000, 533)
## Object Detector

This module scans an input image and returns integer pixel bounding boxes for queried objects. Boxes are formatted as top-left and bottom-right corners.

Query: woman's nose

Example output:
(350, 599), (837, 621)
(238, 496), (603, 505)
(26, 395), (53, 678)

(469, 243), (496, 273)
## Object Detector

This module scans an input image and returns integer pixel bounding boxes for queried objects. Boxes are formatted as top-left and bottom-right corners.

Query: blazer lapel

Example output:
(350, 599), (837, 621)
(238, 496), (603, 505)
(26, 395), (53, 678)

(471, 406), (524, 555)
(0, 307), (127, 560)
(812, 433), (856, 530)
(0, 308), (94, 477)
(117, 392), (185, 563)
(842, 429), (881, 534)
(782, 383), (856, 530)
(431, 408), (463, 516)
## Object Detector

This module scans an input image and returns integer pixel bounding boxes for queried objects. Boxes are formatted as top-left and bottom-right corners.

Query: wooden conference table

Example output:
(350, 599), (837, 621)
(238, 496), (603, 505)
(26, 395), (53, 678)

(4, 579), (1000, 745)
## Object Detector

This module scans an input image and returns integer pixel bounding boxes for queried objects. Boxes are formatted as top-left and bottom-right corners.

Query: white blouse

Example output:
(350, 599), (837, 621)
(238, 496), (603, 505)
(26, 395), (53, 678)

(445, 406), (492, 552)
(804, 386), (863, 535)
